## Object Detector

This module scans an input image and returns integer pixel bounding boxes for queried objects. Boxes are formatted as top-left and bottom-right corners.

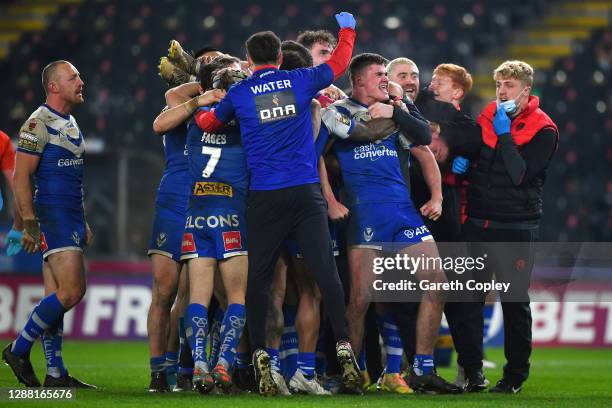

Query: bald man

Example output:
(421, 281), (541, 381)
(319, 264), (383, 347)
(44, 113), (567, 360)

(2, 60), (95, 389)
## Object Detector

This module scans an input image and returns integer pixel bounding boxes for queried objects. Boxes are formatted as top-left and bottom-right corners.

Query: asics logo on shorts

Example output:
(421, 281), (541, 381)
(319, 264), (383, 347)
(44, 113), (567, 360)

(403, 226), (430, 239)
(156, 232), (167, 247)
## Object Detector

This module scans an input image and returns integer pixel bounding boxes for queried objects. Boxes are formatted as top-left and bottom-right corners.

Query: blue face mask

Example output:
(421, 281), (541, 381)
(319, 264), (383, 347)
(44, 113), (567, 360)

(498, 99), (518, 115)
(497, 87), (528, 116)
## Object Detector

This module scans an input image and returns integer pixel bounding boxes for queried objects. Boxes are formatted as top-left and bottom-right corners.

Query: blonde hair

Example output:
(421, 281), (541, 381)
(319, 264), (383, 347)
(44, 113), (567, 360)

(493, 60), (534, 86)
(387, 57), (417, 76)
(433, 63), (473, 95)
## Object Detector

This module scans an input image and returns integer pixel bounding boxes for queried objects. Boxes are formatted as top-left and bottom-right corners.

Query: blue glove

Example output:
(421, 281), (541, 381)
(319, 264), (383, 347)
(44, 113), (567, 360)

(452, 156), (470, 175)
(335, 12), (356, 29)
(493, 106), (511, 136)
(4, 228), (23, 256)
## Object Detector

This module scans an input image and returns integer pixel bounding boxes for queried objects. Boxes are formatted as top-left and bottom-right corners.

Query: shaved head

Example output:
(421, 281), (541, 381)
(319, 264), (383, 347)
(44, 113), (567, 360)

(42, 60), (70, 96)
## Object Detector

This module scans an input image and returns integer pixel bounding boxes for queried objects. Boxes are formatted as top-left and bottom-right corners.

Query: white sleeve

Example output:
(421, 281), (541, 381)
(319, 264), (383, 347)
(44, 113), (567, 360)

(321, 105), (355, 140)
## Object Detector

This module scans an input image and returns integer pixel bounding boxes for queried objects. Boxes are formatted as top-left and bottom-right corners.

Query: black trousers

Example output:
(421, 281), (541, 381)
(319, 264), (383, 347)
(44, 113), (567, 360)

(451, 219), (537, 384)
(245, 183), (349, 351)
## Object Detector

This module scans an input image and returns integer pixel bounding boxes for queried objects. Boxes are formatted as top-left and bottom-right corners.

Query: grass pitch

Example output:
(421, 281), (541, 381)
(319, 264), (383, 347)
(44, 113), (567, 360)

(1, 341), (611, 407)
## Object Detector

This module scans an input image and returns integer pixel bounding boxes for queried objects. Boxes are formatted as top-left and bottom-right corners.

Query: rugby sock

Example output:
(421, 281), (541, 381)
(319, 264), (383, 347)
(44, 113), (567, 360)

(150, 356), (166, 373)
(235, 352), (249, 369)
(279, 305), (298, 378)
(178, 316), (193, 375)
(379, 312), (403, 374)
(186, 303), (209, 370)
(315, 333), (327, 377)
(208, 306), (224, 368)
(12, 293), (65, 357)
(41, 317), (67, 378)
(297, 352), (316, 378)
(165, 351), (179, 372)
(217, 303), (246, 370)
(413, 354), (434, 376)
(266, 347), (281, 373)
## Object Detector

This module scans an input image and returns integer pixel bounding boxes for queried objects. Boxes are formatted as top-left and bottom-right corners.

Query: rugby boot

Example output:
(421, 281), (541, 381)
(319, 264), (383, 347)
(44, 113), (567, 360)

(158, 57), (194, 87)
(45, 373), (97, 389)
(289, 371), (330, 395)
(173, 372), (193, 392)
(252, 348), (277, 396)
(2, 344), (40, 387)
(192, 366), (215, 394)
(148, 371), (168, 392)
(489, 378), (522, 394)
(335, 341), (362, 394)
(212, 364), (232, 393)
(464, 369), (489, 392)
(407, 368), (463, 394)
(379, 373), (414, 394)
(168, 40), (202, 75)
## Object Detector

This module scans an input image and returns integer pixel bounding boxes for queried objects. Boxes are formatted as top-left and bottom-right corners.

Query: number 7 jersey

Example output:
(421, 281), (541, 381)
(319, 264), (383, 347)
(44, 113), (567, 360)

(186, 106), (249, 210)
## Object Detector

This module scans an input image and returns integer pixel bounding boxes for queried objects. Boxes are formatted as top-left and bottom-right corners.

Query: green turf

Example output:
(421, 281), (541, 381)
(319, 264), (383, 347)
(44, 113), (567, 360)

(1, 341), (611, 407)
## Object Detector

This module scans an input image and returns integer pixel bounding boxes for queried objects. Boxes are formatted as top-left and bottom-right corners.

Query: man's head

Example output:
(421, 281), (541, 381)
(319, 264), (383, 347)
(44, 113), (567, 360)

(195, 46), (224, 61)
(296, 30), (336, 66)
(42, 60), (84, 105)
(199, 55), (240, 90)
(349, 53), (389, 104)
(245, 31), (282, 67)
(494, 60), (533, 117)
(280, 40), (313, 69)
(387, 58), (419, 101)
(429, 63), (473, 108)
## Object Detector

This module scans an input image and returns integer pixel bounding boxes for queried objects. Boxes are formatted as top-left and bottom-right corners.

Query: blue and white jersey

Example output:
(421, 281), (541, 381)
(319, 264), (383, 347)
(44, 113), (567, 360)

(324, 98), (412, 207)
(186, 106), (249, 210)
(157, 122), (191, 197)
(17, 104), (85, 208)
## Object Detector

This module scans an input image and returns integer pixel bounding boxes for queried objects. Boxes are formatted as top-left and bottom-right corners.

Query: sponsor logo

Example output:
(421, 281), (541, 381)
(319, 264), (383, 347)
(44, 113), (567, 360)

(71, 231), (80, 245)
(156, 232), (167, 248)
(181, 233), (196, 253)
(186, 214), (240, 230)
(193, 181), (233, 197)
(223, 231), (242, 251)
(363, 227), (374, 242)
(28, 121), (37, 131)
(336, 111), (351, 126)
(18, 132), (38, 151)
(403, 225), (430, 239)
(57, 158), (84, 167)
(353, 143), (398, 161)
(255, 90), (298, 123)
(40, 233), (48, 253)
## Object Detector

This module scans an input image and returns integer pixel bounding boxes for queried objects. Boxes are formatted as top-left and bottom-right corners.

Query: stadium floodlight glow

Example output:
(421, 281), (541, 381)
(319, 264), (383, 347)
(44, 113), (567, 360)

(384, 16), (400, 30)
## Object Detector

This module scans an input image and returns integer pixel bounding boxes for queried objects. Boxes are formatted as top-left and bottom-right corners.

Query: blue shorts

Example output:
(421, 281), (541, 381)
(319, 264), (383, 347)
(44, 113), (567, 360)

(180, 205), (247, 261)
(147, 193), (188, 262)
(36, 204), (86, 260)
(347, 202), (433, 250)
(285, 221), (339, 258)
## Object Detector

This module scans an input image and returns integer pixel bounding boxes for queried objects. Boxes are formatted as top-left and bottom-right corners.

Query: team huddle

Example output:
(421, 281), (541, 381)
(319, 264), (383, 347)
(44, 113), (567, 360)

(3, 10), (559, 398)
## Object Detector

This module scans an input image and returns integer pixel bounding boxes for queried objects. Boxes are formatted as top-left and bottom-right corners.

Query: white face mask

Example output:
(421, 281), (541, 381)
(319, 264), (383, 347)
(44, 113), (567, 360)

(497, 87), (528, 116)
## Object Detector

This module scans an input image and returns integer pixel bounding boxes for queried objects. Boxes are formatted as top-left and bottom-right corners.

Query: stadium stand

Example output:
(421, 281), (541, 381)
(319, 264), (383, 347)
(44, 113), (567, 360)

(0, 0), (609, 258)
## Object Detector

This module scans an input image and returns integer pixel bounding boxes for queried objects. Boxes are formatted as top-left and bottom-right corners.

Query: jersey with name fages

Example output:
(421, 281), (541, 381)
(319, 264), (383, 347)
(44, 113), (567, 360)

(187, 106), (248, 210)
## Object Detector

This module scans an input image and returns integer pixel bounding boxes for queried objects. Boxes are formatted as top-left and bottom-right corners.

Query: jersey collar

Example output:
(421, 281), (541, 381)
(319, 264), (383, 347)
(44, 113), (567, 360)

(43, 103), (70, 120)
(252, 65), (279, 77)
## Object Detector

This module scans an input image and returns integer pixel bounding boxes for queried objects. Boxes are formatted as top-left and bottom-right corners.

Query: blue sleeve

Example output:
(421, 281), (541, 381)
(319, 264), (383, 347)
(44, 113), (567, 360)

(212, 89), (236, 123)
(291, 65), (334, 98)
(315, 122), (331, 158)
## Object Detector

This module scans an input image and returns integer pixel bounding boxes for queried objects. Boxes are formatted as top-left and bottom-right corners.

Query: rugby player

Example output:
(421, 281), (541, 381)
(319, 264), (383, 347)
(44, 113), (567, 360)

(323, 53), (462, 394)
(2, 60), (95, 389)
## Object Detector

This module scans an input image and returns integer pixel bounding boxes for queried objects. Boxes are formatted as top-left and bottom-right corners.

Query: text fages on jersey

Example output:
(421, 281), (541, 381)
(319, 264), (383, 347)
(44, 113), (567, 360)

(254, 90), (298, 124)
